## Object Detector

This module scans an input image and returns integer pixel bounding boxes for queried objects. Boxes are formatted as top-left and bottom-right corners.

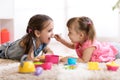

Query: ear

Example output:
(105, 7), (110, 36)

(79, 32), (84, 39)
(34, 30), (41, 38)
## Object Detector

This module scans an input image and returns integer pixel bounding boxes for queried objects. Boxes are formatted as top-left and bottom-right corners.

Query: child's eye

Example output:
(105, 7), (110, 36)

(48, 29), (52, 32)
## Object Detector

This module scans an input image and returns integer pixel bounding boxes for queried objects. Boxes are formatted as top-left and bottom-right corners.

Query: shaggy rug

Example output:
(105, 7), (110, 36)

(0, 59), (120, 80)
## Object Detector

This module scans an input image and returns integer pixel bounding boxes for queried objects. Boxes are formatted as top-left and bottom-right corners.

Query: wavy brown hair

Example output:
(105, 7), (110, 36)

(20, 14), (53, 54)
(67, 16), (96, 42)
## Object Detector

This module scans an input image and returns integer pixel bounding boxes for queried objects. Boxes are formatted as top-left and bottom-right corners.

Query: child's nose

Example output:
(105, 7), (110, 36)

(51, 33), (55, 38)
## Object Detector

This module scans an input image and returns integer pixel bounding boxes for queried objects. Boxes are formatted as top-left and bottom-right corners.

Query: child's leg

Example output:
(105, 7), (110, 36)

(0, 43), (9, 58)
(110, 42), (120, 59)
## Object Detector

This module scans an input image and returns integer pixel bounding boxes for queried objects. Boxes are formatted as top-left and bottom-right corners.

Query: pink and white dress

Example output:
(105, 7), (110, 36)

(75, 40), (118, 62)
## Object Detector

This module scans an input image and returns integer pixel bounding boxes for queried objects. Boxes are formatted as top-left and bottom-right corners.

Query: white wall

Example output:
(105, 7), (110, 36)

(66, 0), (120, 40)
(14, 0), (120, 41)
(0, 0), (14, 18)
(14, 0), (66, 41)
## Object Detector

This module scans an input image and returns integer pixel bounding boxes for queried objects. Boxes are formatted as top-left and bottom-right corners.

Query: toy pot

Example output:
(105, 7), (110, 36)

(45, 55), (59, 64)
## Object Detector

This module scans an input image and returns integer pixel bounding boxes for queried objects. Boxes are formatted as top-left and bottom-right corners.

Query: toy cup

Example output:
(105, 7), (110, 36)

(67, 57), (77, 65)
(106, 65), (119, 71)
(106, 61), (119, 71)
(88, 62), (100, 70)
(41, 62), (52, 70)
(45, 55), (59, 64)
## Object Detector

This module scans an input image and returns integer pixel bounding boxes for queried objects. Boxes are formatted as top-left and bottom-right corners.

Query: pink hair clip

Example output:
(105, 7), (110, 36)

(87, 21), (91, 27)
(28, 28), (32, 33)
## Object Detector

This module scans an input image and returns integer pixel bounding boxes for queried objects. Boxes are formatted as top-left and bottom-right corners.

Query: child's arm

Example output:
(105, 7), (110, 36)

(24, 46), (41, 61)
(77, 46), (95, 63)
(26, 46), (53, 62)
(54, 34), (75, 49)
(26, 48), (35, 61)
(34, 47), (53, 62)
(43, 46), (53, 54)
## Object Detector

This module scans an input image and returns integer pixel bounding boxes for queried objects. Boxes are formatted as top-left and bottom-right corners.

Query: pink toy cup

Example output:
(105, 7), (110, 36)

(41, 62), (52, 70)
(45, 55), (59, 64)
(106, 65), (119, 71)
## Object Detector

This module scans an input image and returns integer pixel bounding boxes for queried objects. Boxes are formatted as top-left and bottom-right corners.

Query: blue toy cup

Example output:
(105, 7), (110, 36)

(68, 57), (77, 65)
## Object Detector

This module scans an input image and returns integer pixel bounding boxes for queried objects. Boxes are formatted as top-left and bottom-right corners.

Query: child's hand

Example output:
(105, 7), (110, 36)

(39, 55), (45, 59)
(34, 58), (40, 62)
(60, 56), (68, 63)
(34, 55), (45, 62)
(54, 34), (63, 42)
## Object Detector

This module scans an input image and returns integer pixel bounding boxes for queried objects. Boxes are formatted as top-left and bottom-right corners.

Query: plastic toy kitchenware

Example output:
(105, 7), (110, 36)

(88, 62), (100, 70)
(34, 62), (43, 68)
(106, 61), (119, 71)
(45, 55), (59, 64)
(67, 57), (77, 65)
(19, 61), (36, 73)
(34, 67), (43, 76)
(41, 62), (52, 70)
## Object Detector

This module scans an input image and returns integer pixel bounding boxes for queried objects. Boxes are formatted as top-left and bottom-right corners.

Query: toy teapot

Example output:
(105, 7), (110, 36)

(19, 61), (36, 73)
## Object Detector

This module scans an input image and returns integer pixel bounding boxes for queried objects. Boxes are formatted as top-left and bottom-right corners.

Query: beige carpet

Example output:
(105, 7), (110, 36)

(0, 59), (120, 80)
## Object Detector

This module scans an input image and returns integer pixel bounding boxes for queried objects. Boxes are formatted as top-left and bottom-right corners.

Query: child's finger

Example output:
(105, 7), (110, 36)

(54, 34), (59, 39)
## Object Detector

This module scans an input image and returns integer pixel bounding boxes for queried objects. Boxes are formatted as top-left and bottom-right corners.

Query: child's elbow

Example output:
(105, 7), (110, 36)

(70, 44), (75, 49)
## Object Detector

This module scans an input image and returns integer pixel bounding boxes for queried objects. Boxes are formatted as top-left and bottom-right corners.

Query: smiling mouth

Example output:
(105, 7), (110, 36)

(48, 37), (52, 40)
(48, 35), (54, 40)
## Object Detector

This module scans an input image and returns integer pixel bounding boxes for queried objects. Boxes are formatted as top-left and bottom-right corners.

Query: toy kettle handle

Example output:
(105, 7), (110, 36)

(20, 55), (28, 67)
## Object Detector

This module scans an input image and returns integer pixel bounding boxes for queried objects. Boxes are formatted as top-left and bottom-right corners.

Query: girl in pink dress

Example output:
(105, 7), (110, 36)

(54, 16), (120, 63)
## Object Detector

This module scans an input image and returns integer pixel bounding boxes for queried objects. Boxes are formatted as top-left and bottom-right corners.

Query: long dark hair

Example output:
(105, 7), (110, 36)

(20, 14), (53, 54)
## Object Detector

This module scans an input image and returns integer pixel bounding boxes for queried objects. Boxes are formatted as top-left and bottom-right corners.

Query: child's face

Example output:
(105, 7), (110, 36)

(68, 23), (86, 44)
(68, 27), (80, 43)
(38, 20), (54, 44)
